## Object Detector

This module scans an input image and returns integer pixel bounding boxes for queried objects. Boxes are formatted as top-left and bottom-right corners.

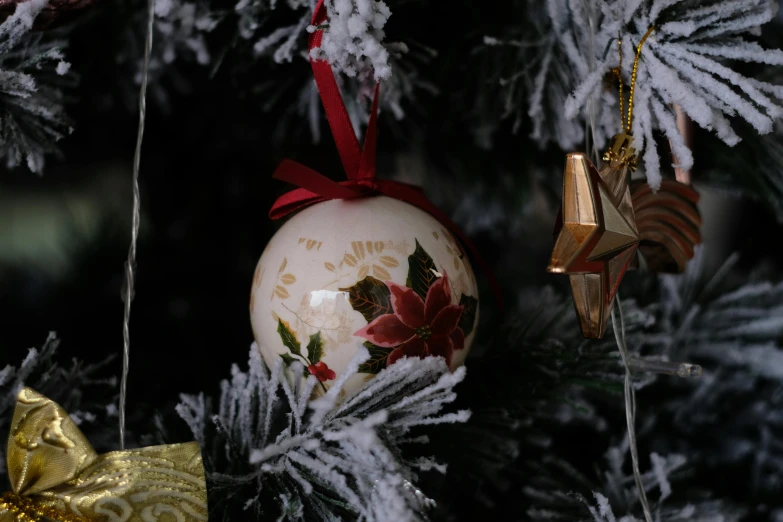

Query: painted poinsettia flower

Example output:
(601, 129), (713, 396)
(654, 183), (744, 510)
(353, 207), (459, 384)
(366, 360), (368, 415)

(308, 361), (336, 382)
(354, 273), (464, 367)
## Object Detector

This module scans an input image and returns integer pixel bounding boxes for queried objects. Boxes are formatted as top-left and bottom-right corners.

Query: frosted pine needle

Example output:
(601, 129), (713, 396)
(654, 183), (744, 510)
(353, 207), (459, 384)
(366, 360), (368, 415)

(116, 0), (218, 110)
(177, 344), (469, 520)
(236, 0), (424, 141)
(154, 0), (218, 67)
(0, 0), (74, 173)
(564, 0), (783, 189)
(525, 445), (744, 521)
(308, 0), (393, 81)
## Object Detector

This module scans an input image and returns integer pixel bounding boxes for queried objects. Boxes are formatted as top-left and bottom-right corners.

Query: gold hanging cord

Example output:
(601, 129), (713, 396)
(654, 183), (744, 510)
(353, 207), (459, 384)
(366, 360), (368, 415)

(604, 25), (655, 167)
(616, 25), (655, 134)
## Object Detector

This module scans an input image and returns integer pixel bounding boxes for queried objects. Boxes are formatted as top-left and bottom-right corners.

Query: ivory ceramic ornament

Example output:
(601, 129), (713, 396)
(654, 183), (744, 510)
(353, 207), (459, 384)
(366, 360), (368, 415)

(250, 196), (479, 398)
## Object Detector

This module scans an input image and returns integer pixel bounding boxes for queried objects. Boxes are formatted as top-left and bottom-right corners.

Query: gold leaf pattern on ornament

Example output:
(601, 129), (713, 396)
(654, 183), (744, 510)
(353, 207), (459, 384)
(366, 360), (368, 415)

(453, 273), (471, 305)
(372, 265), (391, 280)
(250, 265), (265, 314)
(437, 228), (465, 275)
(379, 256), (399, 268)
(323, 241), (401, 287)
(270, 258), (295, 300)
(442, 228), (453, 245)
(352, 241), (367, 260)
(346, 243), (401, 283)
(432, 231), (439, 240)
(392, 239), (411, 255)
(298, 238), (322, 251)
(252, 263), (264, 287)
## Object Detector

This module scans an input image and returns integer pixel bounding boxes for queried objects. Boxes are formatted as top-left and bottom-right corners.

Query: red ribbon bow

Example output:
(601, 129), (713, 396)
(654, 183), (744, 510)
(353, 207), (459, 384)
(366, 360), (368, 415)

(269, 0), (502, 310)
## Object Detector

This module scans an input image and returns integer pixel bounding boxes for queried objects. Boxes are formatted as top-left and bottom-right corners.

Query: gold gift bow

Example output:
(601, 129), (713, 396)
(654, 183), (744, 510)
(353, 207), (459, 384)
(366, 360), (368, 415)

(0, 388), (208, 522)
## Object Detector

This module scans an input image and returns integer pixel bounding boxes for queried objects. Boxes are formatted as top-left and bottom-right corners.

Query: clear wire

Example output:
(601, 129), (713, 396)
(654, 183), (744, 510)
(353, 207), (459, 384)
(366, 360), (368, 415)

(580, 8), (654, 520)
(611, 294), (654, 522)
(120, 0), (156, 450)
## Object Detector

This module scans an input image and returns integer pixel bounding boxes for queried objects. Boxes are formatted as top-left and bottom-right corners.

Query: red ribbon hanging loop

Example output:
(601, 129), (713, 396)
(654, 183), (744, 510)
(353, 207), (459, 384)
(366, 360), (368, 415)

(269, 0), (503, 310)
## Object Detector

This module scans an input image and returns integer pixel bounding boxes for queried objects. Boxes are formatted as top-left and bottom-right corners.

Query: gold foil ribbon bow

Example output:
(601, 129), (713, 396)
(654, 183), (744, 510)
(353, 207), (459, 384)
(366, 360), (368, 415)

(0, 388), (208, 522)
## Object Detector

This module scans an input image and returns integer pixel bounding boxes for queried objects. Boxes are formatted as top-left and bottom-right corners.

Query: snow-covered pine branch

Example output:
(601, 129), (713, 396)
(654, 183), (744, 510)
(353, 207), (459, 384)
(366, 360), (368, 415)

(525, 446), (745, 521)
(649, 249), (783, 496)
(153, 0), (218, 69)
(236, 0), (427, 142)
(238, 0), (400, 83)
(0, 0), (74, 173)
(308, 0), (395, 81)
(475, 0), (619, 152)
(565, 0), (783, 189)
(116, 0), (219, 110)
(176, 344), (469, 521)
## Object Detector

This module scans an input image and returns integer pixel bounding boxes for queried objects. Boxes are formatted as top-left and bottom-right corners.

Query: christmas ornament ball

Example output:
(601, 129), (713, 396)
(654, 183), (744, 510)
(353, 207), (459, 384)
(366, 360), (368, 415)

(250, 196), (479, 398)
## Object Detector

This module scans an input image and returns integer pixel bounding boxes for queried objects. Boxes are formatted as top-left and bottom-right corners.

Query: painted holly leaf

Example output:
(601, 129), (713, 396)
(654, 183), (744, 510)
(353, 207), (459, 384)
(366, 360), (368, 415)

(339, 276), (392, 323)
(279, 352), (299, 366)
(357, 341), (392, 375)
(307, 332), (325, 364)
(277, 318), (301, 356)
(459, 294), (478, 337)
(407, 239), (438, 300)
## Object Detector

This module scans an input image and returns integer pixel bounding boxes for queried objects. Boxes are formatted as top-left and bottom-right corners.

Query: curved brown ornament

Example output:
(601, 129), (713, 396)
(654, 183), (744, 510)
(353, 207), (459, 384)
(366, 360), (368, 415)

(0, 0), (100, 29)
(630, 178), (702, 273)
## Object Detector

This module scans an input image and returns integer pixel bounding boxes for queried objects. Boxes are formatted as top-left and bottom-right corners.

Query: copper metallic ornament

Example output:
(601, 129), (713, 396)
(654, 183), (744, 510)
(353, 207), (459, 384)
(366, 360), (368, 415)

(631, 178), (702, 273)
(549, 133), (640, 339)
(548, 25), (702, 339)
(548, 132), (702, 338)
(0, 388), (209, 522)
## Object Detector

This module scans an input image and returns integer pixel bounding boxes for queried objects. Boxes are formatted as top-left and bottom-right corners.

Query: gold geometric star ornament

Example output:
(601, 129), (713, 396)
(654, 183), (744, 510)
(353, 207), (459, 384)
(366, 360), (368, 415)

(548, 133), (640, 339)
(547, 131), (703, 339)
(0, 388), (208, 522)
